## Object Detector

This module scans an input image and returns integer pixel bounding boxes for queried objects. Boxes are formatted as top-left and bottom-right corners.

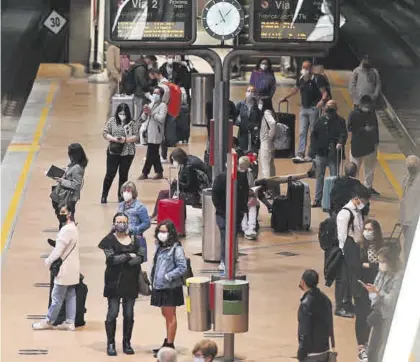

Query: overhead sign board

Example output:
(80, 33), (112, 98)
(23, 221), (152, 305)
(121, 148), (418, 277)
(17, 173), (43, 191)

(43, 10), (67, 35)
(252, 0), (338, 43)
(109, 0), (195, 44)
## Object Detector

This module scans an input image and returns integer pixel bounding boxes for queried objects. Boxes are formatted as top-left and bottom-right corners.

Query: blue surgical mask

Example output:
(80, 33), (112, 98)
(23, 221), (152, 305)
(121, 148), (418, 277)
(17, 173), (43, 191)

(152, 94), (161, 102)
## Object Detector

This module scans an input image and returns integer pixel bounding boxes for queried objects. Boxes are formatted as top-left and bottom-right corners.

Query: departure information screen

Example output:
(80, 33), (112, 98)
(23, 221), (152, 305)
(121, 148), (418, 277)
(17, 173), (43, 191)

(110, 0), (193, 42)
(253, 0), (336, 42)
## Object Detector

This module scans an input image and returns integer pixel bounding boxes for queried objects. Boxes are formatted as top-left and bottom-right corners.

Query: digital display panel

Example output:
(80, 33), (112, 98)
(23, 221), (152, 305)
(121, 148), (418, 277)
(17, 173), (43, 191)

(253, 0), (337, 42)
(110, 0), (193, 42)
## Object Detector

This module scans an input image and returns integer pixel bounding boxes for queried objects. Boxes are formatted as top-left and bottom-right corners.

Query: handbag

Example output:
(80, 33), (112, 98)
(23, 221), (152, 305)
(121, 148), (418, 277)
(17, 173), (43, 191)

(50, 184), (74, 204)
(109, 141), (124, 155)
(182, 257), (194, 286)
(50, 242), (77, 278)
(138, 266), (152, 296)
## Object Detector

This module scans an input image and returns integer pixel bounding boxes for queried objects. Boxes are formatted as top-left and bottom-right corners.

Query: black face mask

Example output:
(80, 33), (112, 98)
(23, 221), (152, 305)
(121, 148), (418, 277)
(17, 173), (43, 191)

(58, 214), (68, 225)
(326, 108), (336, 116)
(362, 62), (371, 69)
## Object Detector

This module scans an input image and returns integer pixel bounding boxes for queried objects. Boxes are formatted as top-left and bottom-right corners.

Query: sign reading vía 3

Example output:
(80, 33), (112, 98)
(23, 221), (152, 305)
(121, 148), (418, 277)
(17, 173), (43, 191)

(253, 0), (337, 43)
(110, 0), (194, 42)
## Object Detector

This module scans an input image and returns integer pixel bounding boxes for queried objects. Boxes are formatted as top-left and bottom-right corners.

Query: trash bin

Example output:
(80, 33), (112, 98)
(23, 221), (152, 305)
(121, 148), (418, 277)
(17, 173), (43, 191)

(186, 277), (212, 332)
(202, 188), (221, 262)
(191, 73), (214, 126)
(213, 280), (249, 333)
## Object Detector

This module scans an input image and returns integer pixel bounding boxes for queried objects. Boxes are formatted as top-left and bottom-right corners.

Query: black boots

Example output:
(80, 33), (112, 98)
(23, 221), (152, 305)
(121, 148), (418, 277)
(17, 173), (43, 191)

(122, 319), (135, 355)
(105, 321), (117, 356)
(152, 338), (175, 357)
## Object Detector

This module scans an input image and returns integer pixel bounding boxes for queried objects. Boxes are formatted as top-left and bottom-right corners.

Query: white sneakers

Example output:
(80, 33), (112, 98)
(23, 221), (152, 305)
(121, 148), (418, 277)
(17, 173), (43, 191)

(160, 157), (168, 163)
(32, 320), (75, 331)
(244, 232), (257, 240)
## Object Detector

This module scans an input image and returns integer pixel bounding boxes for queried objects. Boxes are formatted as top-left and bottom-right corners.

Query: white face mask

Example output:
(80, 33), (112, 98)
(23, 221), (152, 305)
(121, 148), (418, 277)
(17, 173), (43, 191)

(123, 191), (133, 202)
(173, 161), (179, 168)
(147, 63), (153, 69)
(157, 232), (168, 243)
(363, 230), (375, 241)
(301, 69), (310, 77)
(357, 201), (365, 211)
(260, 64), (268, 71)
(193, 358), (205, 362)
(152, 94), (161, 102)
(119, 114), (126, 122)
(258, 104), (263, 111)
(378, 262), (388, 273)
(167, 58), (174, 65)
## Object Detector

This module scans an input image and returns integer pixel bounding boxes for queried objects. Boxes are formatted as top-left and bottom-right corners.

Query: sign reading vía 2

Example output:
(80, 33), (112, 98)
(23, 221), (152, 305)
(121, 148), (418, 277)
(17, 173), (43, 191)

(110, 0), (194, 42)
(253, 0), (338, 43)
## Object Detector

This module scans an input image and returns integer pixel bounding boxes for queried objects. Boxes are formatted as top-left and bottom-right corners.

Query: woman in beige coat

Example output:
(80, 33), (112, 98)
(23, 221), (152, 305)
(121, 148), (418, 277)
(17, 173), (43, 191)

(32, 203), (80, 331)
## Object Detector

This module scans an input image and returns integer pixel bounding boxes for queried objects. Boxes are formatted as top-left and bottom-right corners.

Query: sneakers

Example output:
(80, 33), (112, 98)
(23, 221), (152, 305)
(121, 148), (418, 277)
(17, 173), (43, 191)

(218, 261), (225, 272)
(358, 347), (368, 362)
(335, 308), (355, 318)
(32, 319), (53, 330)
(292, 155), (305, 163)
(54, 321), (75, 331)
(245, 232), (257, 240)
(160, 157), (168, 163)
(311, 200), (322, 208)
(304, 156), (312, 162)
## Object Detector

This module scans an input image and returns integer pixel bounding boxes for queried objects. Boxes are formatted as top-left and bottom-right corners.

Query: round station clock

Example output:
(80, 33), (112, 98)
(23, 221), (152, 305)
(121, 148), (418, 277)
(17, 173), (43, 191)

(202, 0), (245, 41)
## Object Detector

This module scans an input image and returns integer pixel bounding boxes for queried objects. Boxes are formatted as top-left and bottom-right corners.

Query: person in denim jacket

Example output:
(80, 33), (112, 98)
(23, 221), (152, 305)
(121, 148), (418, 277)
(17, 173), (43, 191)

(150, 220), (187, 357)
(118, 181), (151, 261)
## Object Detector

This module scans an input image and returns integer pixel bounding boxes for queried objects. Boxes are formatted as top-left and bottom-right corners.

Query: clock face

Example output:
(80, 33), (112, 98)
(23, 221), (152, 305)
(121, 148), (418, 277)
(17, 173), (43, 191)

(202, 0), (245, 41)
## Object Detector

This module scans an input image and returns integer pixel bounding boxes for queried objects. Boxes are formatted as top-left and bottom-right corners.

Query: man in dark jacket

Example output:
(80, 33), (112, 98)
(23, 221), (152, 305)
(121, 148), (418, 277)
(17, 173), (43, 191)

(127, 57), (150, 123)
(212, 168), (249, 272)
(297, 270), (334, 362)
(159, 55), (190, 104)
(309, 100), (348, 207)
(348, 95), (380, 196)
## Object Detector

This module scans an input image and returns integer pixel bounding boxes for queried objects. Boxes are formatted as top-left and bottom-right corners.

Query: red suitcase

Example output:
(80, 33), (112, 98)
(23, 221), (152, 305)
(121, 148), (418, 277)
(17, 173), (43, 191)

(157, 167), (186, 236)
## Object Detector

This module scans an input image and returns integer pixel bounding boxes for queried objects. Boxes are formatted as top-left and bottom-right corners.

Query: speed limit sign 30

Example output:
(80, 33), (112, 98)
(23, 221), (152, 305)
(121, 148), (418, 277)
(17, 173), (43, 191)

(43, 10), (67, 35)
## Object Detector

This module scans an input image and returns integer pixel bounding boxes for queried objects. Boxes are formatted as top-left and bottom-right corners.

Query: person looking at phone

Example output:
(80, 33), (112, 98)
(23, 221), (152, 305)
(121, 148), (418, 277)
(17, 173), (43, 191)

(102, 103), (139, 204)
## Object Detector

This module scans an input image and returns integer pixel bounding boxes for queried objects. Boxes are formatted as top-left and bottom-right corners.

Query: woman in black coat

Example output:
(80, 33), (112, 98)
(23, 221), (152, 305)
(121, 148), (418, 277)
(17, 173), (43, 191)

(98, 212), (143, 356)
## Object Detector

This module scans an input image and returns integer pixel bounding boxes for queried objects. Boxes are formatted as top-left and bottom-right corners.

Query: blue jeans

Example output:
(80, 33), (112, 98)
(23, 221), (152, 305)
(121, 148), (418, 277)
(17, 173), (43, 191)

(315, 155), (338, 202)
(298, 107), (320, 157)
(47, 284), (76, 323)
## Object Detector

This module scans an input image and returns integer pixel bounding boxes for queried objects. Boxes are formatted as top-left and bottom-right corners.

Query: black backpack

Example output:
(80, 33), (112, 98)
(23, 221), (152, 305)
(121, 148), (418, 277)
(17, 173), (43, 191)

(122, 64), (142, 95)
(318, 207), (354, 251)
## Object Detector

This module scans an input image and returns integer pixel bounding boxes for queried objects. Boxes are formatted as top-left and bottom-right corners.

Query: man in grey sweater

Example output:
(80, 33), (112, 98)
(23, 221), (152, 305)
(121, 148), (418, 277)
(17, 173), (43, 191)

(349, 55), (381, 108)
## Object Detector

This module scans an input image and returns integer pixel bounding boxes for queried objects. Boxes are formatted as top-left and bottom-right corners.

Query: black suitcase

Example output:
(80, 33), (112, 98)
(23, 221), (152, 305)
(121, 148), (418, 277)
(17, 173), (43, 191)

(271, 196), (290, 233)
(287, 180), (305, 230)
(176, 105), (190, 142)
(165, 115), (178, 146)
(48, 273), (88, 327)
(275, 100), (296, 158)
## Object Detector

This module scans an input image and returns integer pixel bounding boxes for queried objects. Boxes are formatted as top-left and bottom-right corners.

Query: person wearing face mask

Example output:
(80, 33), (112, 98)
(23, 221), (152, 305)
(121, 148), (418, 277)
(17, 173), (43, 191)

(98, 212), (143, 356)
(296, 270), (335, 362)
(350, 55), (381, 109)
(280, 60), (329, 163)
(33, 203), (80, 332)
(400, 154), (420, 262)
(249, 58), (276, 110)
(118, 181), (151, 261)
(362, 246), (403, 362)
(348, 95), (380, 196)
(50, 143), (88, 228)
(309, 100), (347, 208)
(138, 87), (168, 180)
(127, 56), (150, 123)
(150, 148), (210, 222)
(102, 103), (139, 204)
(235, 86), (262, 151)
(361, 220), (384, 283)
(150, 220), (187, 357)
(192, 340), (218, 362)
(258, 98), (277, 179)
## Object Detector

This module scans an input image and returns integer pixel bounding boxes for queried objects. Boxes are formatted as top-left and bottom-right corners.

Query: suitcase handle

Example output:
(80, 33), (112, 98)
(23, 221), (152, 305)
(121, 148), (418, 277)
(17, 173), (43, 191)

(167, 166), (180, 199)
(278, 100), (289, 113)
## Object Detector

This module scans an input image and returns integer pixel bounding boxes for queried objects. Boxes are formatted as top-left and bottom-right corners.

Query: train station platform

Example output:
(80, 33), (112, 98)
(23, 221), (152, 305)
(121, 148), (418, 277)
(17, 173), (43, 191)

(0, 64), (410, 362)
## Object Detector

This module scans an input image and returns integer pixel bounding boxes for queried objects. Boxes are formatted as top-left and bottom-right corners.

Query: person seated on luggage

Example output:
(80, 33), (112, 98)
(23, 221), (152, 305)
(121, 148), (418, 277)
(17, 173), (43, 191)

(138, 87), (167, 180)
(149, 148), (210, 223)
(330, 162), (370, 218)
(118, 181), (151, 261)
(258, 97), (277, 179)
(212, 162), (249, 272)
(254, 166), (316, 213)
(309, 100), (348, 208)
(98, 212), (144, 356)
(192, 339), (218, 362)
(150, 220), (187, 357)
(235, 86), (262, 151)
(238, 156), (260, 241)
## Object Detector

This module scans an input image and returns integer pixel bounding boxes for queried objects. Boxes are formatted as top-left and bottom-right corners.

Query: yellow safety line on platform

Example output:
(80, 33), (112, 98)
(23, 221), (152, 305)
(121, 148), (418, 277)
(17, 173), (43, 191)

(1, 82), (57, 254)
(378, 152), (406, 161)
(7, 144), (41, 152)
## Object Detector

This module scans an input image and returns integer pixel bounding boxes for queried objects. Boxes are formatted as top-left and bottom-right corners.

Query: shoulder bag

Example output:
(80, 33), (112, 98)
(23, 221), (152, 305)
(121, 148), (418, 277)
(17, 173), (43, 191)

(50, 242), (77, 278)
(138, 265), (152, 296)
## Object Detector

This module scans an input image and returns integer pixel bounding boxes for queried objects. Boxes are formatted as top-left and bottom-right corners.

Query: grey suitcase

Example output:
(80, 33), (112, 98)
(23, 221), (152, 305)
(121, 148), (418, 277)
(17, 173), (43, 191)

(111, 83), (135, 118)
(301, 181), (311, 230)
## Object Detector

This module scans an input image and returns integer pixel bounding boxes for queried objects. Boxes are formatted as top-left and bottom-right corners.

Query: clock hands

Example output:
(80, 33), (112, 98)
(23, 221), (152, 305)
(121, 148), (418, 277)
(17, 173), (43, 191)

(218, 9), (226, 23)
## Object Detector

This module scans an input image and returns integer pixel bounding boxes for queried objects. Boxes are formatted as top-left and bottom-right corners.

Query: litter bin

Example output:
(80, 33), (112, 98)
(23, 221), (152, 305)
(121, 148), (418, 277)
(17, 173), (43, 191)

(202, 188), (221, 262)
(213, 280), (249, 333)
(186, 277), (212, 332)
(191, 73), (214, 126)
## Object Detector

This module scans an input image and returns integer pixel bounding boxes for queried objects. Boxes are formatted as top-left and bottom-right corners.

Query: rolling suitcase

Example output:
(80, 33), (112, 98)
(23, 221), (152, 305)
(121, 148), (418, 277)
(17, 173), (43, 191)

(157, 166), (186, 236)
(321, 149), (343, 212)
(301, 181), (311, 230)
(271, 196), (290, 233)
(275, 100), (296, 158)
(287, 180), (305, 230)
(176, 104), (190, 142)
(112, 82), (135, 118)
(165, 115), (178, 147)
